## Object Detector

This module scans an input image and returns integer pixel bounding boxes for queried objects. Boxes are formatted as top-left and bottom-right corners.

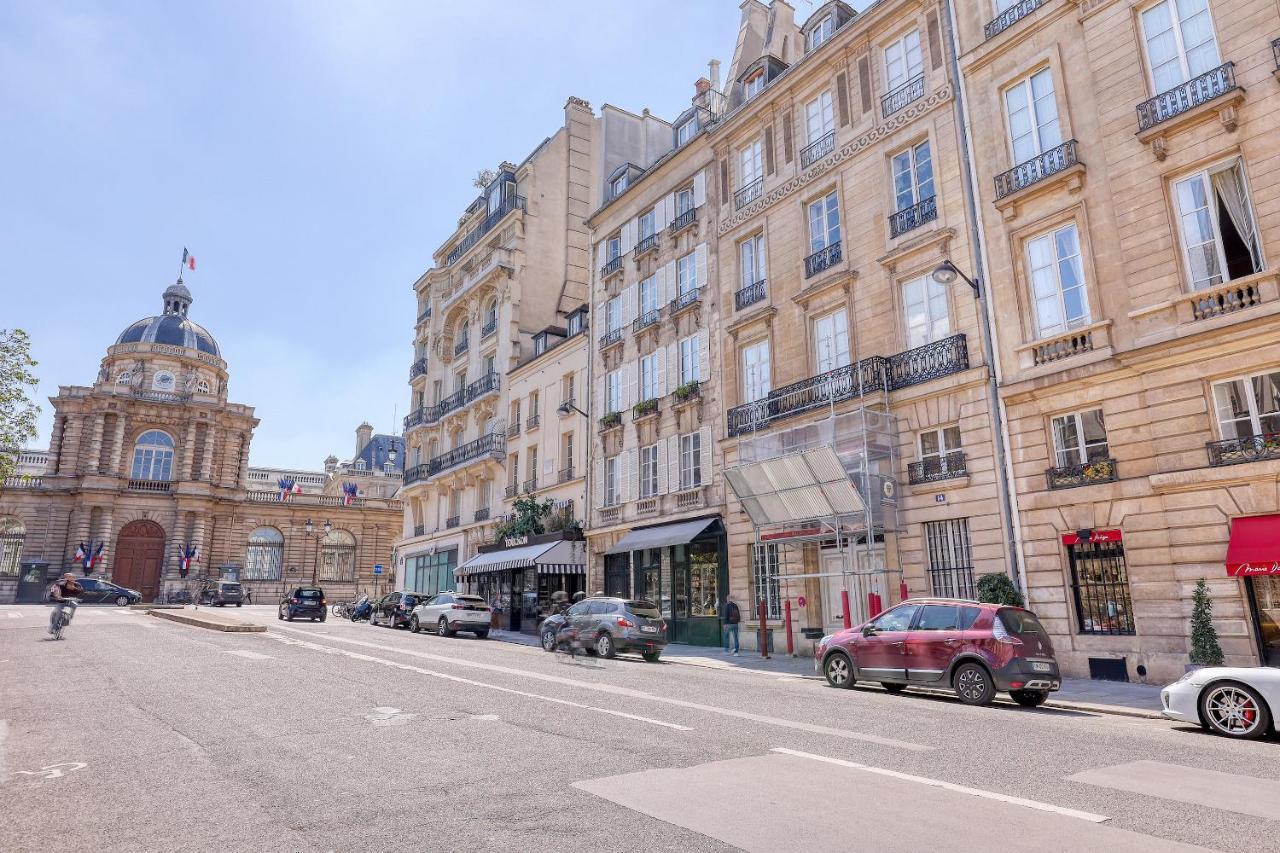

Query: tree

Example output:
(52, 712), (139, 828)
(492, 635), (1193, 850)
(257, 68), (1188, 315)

(496, 495), (554, 539)
(1189, 578), (1225, 666)
(0, 329), (40, 482)
(975, 572), (1024, 608)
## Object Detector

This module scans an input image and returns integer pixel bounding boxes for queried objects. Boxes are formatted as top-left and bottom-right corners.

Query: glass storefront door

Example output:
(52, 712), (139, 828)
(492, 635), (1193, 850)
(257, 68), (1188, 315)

(669, 538), (725, 646)
(1251, 576), (1280, 666)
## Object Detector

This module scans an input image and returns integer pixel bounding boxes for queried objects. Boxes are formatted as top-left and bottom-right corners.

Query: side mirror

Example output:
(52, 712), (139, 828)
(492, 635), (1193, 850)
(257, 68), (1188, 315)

(861, 624), (878, 637)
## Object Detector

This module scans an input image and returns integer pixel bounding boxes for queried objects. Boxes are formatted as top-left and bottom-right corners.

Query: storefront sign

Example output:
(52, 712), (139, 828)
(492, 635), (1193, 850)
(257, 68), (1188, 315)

(760, 527), (822, 541)
(1061, 529), (1123, 546)
(503, 535), (529, 548)
(1227, 561), (1280, 577)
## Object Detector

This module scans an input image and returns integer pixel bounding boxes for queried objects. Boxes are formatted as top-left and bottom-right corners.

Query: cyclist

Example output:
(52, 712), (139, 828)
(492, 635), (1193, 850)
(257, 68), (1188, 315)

(48, 573), (84, 635)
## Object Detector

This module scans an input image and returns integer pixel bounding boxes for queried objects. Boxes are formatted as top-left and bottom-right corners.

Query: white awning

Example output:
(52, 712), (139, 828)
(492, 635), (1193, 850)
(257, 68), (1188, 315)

(455, 539), (586, 578)
(606, 517), (719, 555)
(723, 446), (866, 527)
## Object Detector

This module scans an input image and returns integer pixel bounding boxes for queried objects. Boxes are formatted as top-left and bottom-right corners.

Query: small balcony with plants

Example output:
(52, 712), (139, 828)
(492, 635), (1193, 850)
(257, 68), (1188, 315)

(599, 411), (622, 432)
(673, 380), (702, 406)
(1206, 434), (1280, 467)
(1046, 457), (1118, 490)
(632, 398), (659, 421)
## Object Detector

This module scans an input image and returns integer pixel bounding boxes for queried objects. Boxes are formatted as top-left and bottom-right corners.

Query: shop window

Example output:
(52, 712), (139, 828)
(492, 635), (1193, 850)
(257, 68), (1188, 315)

(1068, 538), (1136, 635)
(752, 543), (781, 620)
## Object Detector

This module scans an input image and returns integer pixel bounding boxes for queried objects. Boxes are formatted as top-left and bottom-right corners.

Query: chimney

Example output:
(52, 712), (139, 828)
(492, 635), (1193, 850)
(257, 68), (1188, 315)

(355, 422), (373, 459)
(695, 77), (711, 96)
(709, 59), (721, 93)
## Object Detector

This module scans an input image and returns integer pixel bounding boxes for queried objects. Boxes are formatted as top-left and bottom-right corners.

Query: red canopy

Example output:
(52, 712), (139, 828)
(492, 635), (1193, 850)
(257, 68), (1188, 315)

(1225, 515), (1280, 577)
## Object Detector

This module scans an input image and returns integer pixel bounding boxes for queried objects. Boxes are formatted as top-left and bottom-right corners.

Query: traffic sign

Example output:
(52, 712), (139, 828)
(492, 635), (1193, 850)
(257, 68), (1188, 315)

(373, 564), (383, 575)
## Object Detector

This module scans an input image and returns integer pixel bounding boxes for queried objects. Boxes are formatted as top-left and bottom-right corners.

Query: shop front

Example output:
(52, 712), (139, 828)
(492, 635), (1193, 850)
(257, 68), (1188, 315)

(1226, 514), (1280, 667)
(456, 533), (585, 634)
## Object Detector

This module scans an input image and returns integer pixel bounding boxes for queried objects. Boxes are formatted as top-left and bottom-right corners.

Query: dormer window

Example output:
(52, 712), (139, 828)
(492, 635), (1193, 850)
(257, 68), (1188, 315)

(676, 118), (697, 147)
(807, 14), (834, 51)
(744, 70), (766, 100)
(610, 174), (628, 198)
(534, 333), (548, 356)
(566, 309), (586, 337)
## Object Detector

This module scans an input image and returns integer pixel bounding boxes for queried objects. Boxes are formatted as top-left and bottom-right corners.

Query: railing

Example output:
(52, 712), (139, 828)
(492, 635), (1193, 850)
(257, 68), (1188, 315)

(474, 507), (490, 522)
(670, 287), (702, 313)
(636, 497), (659, 517)
(804, 242), (841, 278)
(508, 419), (521, 437)
(886, 334), (970, 390)
(453, 335), (469, 356)
(1046, 458), (1118, 490)
(244, 491), (367, 507)
(735, 177), (763, 210)
(437, 388), (466, 415)
(674, 487), (704, 510)
(994, 139), (1079, 200)
(559, 466), (575, 483)
(446, 516), (460, 529)
(984, 0), (1042, 40)
(635, 233), (659, 256)
(409, 357), (429, 380)
(1136, 62), (1237, 132)
(599, 328), (624, 348)
(600, 412), (622, 430)
(427, 432), (506, 477)
(1190, 281), (1265, 321)
(404, 464), (430, 485)
(735, 279), (767, 311)
(1034, 329), (1095, 366)
(465, 372), (500, 403)
(601, 255), (623, 278)
(523, 477), (538, 494)
(1206, 435), (1280, 467)
(526, 414), (540, 430)
(928, 567), (976, 600)
(417, 306), (432, 324)
(505, 484), (518, 499)
(669, 207), (697, 233)
(413, 524), (425, 537)
(633, 309), (660, 333)
(599, 506), (621, 525)
(800, 130), (836, 168)
(445, 195), (526, 266)
(888, 196), (938, 238)
(133, 388), (191, 404)
(2, 475), (42, 488)
(908, 451), (967, 485)
(881, 74), (925, 117)
(481, 318), (497, 338)
(128, 479), (172, 492)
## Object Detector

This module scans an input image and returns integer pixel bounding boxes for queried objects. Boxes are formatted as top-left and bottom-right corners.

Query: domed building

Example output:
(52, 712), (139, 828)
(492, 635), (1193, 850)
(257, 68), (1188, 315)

(0, 280), (402, 604)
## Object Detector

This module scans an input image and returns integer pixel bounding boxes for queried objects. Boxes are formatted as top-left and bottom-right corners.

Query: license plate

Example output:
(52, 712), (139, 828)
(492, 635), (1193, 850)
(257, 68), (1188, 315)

(1032, 662), (1052, 672)
(641, 626), (657, 633)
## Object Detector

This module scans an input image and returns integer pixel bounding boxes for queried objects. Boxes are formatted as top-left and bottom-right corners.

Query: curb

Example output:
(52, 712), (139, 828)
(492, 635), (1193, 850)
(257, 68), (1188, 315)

(148, 609), (265, 633)
(129, 604), (185, 611)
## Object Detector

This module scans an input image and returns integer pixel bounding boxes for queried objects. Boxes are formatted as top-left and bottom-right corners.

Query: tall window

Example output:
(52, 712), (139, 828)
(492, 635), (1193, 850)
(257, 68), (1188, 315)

(740, 140), (763, 188)
(244, 526), (284, 580)
(606, 296), (622, 332)
(924, 518), (975, 599)
(1004, 68), (1061, 164)
(483, 297), (497, 329)
(130, 430), (174, 481)
(528, 390), (539, 422)
(562, 372), (575, 404)
(742, 340), (771, 402)
(891, 141), (934, 212)
(639, 353), (660, 402)
(806, 91), (835, 143)
(1052, 410), (1110, 469)
(482, 353), (495, 376)
(1027, 223), (1088, 337)
(606, 234), (621, 262)
(639, 209), (656, 240)
(902, 275), (951, 348)
(807, 15), (834, 52)
(526, 446), (538, 483)
(676, 186), (695, 215)
(561, 432), (574, 474)
(406, 548), (457, 596)
(319, 529), (356, 583)
(478, 478), (491, 509)
(677, 251), (697, 295)
(813, 310), (851, 373)
(566, 309), (584, 337)
(884, 30), (923, 91)
(1173, 160), (1262, 291)
(744, 70), (766, 99)
(752, 543), (782, 619)
(639, 444), (659, 498)
(454, 369), (466, 392)
(680, 432), (702, 490)
(807, 192), (841, 253)
(606, 369), (622, 414)
(508, 452), (519, 490)
(920, 425), (962, 474)
(604, 455), (620, 506)
(0, 517), (24, 576)
(740, 234), (766, 288)
(1069, 538), (1135, 635)
(679, 335), (701, 384)
(1213, 371), (1280, 439)
(676, 119), (696, 147)
(639, 275), (658, 317)
(1140, 0), (1219, 93)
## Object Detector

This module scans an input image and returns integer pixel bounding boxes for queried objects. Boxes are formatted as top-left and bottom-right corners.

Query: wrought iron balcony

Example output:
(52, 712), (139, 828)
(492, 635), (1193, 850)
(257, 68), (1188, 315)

(1136, 62), (1237, 132)
(735, 279), (767, 311)
(601, 255), (623, 279)
(632, 309), (660, 333)
(437, 388), (466, 416)
(993, 139), (1078, 200)
(481, 318), (497, 339)
(446, 515), (460, 529)
(800, 130), (836, 168)
(445, 194), (526, 266)
(670, 287), (702, 313)
(465, 371), (500, 403)
(908, 451), (967, 485)
(669, 207), (698, 233)
(599, 328), (624, 349)
(804, 242), (842, 278)
(413, 524), (425, 536)
(1046, 457), (1118, 490)
(508, 418), (521, 436)
(454, 335), (470, 356)
(404, 408), (428, 430)
(881, 75), (925, 118)
(409, 357), (429, 380)
(735, 177), (763, 210)
(635, 233), (659, 256)
(559, 465), (575, 483)
(474, 507), (490, 522)
(1206, 435), (1280, 467)
(505, 484), (518, 499)
(416, 306), (432, 324)
(133, 388), (191, 404)
(523, 477), (538, 494)
(984, 0), (1042, 40)
(427, 432), (505, 477)
(886, 334), (970, 390)
(526, 414), (539, 430)
(403, 463), (429, 485)
(888, 196), (938, 238)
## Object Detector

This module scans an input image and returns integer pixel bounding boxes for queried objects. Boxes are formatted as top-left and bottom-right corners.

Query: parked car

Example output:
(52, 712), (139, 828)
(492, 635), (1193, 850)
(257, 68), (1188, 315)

(198, 579), (244, 607)
(369, 591), (432, 629)
(1162, 666), (1279, 740)
(75, 577), (142, 606)
(278, 587), (327, 622)
(542, 597), (666, 662)
(816, 598), (1061, 707)
(410, 592), (491, 638)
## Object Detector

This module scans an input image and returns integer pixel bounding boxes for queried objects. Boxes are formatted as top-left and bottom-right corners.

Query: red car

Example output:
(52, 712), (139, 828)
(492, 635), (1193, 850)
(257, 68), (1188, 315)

(816, 598), (1060, 707)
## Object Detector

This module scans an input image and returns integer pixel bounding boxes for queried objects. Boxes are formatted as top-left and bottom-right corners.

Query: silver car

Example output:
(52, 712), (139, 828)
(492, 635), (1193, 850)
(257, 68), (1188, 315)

(410, 592), (492, 638)
(559, 597), (667, 662)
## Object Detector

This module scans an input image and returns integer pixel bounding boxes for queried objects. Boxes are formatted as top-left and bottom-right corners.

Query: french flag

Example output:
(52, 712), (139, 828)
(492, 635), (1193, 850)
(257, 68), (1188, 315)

(341, 482), (358, 506)
(278, 477), (302, 502)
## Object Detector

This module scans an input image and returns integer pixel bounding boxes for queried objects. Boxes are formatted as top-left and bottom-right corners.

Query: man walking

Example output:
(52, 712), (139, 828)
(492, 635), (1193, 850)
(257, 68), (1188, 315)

(723, 594), (740, 655)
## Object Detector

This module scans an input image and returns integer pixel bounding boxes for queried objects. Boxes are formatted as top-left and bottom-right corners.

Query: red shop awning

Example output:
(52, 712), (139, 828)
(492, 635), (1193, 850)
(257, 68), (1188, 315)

(1225, 515), (1280, 577)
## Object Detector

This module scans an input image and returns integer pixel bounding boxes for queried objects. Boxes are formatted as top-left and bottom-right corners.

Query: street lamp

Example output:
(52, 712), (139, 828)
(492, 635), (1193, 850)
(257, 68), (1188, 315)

(932, 260), (981, 298)
(303, 518), (332, 586)
(557, 401), (588, 418)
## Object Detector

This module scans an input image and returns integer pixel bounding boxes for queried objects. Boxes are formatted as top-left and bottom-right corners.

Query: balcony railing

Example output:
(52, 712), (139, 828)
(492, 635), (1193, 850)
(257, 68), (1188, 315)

(675, 487), (705, 510)
(601, 255), (624, 279)
(984, 0), (1042, 40)
(404, 463), (430, 485)
(410, 357), (429, 380)
(523, 477), (538, 494)
(446, 516), (460, 529)
(1136, 62), (1237, 132)
(633, 309), (660, 333)
(994, 139), (1078, 200)
(445, 194), (526, 266)
(1046, 457), (1118, 490)
(735, 177), (763, 210)
(454, 335), (470, 356)
(886, 334), (970, 390)
(1190, 280), (1266, 321)
(474, 507), (490, 522)
(1206, 435), (1280, 467)
(735, 279), (767, 311)
(888, 196), (938, 238)
(417, 306), (432, 324)
(670, 287), (702, 313)
(465, 371), (500, 403)
(427, 432), (506, 477)
(526, 414), (540, 430)
(481, 318), (497, 339)
(559, 466), (575, 483)
(127, 479), (172, 493)
(669, 207), (697, 233)
(599, 328), (624, 349)
(881, 75), (925, 118)
(635, 233), (659, 256)
(508, 418), (522, 437)
(804, 242), (842, 278)
(413, 524), (425, 537)
(908, 451), (967, 485)
(800, 130), (836, 168)
(133, 388), (191, 404)
(505, 484), (518, 499)
(2, 475), (42, 488)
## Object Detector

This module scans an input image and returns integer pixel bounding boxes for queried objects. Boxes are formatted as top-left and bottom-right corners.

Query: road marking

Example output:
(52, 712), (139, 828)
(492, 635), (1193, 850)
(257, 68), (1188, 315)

(10, 761), (88, 781)
(268, 625), (929, 751)
(772, 748), (1108, 823)
(264, 632), (692, 732)
(6, 613), (22, 619)
(365, 706), (415, 726)
(1069, 760), (1280, 821)
(471, 714), (500, 721)
(224, 650), (273, 660)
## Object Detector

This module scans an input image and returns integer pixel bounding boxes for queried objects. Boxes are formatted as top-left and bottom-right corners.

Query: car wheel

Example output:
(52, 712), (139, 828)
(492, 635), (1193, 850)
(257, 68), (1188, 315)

(1010, 689), (1049, 708)
(318, 614), (326, 623)
(1200, 681), (1272, 740)
(596, 633), (617, 659)
(115, 595), (129, 607)
(541, 630), (557, 652)
(438, 617), (453, 637)
(410, 616), (420, 633)
(474, 629), (488, 639)
(823, 653), (856, 689)
(642, 652), (661, 663)
(953, 662), (995, 706)
(236, 603), (242, 607)
(881, 682), (907, 694)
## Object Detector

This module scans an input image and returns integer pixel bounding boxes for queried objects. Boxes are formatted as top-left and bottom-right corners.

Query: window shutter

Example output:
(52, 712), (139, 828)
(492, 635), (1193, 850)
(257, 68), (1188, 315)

(664, 192), (676, 226)
(697, 330), (710, 382)
(595, 241), (605, 274)
(698, 425), (713, 483)
(695, 244), (708, 291)
(624, 361), (638, 412)
(666, 341), (680, 390)
(836, 71), (850, 126)
(927, 11), (943, 72)
(764, 124), (776, 176)
(656, 440), (668, 495)
(623, 285), (637, 325)
(621, 220), (636, 255)
(693, 170), (706, 207)
(624, 448), (637, 503)
(719, 159), (729, 205)
(782, 112), (794, 164)
(654, 346), (667, 397)
(857, 56), (872, 115)
(668, 435), (682, 492)
(594, 458), (604, 508)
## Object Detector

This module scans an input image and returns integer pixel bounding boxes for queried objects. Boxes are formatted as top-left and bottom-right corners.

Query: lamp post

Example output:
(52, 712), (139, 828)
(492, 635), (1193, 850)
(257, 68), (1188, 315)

(931, 259), (981, 298)
(556, 401), (588, 418)
(304, 518), (332, 586)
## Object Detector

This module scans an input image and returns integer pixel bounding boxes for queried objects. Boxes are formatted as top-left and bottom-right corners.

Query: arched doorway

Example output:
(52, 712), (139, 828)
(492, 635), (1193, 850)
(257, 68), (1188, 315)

(113, 520), (166, 601)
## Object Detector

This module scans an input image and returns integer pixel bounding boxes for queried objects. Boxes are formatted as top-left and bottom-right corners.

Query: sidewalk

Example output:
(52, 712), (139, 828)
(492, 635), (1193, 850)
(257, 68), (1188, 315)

(148, 607), (266, 633)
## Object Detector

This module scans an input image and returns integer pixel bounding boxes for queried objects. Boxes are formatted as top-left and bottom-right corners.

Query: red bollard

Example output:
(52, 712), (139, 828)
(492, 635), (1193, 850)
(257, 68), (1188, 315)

(900, 580), (909, 602)
(868, 591), (883, 619)
(758, 598), (770, 659)
(784, 599), (795, 657)
(841, 589), (852, 630)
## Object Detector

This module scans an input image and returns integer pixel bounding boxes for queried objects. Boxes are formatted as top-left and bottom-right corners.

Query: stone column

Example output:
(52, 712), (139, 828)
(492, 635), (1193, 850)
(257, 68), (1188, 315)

(108, 414), (128, 477)
(87, 413), (106, 474)
(48, 415), (66, 473)
(57, 415), (83, 476)
(97, 508), (115, 580)
(70, 506), (93, 571)
(199, 426), (215, 482)
(182, 422), (198, 480)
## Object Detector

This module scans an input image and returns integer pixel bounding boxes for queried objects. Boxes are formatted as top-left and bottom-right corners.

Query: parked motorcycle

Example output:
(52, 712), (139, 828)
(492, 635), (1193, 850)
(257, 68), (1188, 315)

(349, 594), (372, 622)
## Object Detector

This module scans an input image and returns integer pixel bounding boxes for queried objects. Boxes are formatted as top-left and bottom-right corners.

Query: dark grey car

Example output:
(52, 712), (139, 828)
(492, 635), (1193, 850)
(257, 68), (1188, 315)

(543, 597), (667, 662)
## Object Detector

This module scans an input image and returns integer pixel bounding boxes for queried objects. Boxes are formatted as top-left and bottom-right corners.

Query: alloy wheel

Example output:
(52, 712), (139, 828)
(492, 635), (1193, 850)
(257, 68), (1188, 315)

(1204, 685), (1263, 736)
(542, 631), (556, 652)
(825, 655), (852, 688)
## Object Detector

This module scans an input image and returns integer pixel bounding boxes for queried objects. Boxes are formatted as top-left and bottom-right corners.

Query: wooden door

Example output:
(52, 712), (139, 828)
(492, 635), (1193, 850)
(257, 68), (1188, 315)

(113, 520), (166, 602)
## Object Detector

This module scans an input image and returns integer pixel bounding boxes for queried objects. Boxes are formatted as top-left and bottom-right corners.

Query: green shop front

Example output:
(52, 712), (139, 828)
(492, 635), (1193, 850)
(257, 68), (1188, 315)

(456, 532), (586, 634)
(602, 516), (727, 646)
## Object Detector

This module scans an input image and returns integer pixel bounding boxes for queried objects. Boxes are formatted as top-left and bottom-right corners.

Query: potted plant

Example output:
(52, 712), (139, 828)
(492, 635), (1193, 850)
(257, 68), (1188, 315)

(1187, 578), (1224, 672)
(599, 411), (621, 430)
(975, 572), (1025, 607)
(674, 380), (701, 402)
(632, 398), (658, 417)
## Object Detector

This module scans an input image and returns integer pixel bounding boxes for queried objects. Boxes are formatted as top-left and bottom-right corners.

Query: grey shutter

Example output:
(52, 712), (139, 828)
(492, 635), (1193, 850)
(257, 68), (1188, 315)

(719, 159), (729, 205)
(693, 170), (706, 207)
(927, 11), (943, 72)
(836, 72), (850, 127)
(764, 124), (776, 176)
(857, 56), (872, 115)
(782, 112), (794, 164)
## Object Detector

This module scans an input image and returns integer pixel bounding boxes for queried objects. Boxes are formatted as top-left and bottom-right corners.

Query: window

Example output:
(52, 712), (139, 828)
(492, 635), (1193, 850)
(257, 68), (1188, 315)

(318, 529), (356, 583)
(744, 70), (765, 99)
(871, 604), (920, 632)
(606, 370), (622, 414)
(679, 335), (701, 384)
(152, 371), (175, 391)
(244, 527), (284, 581)
(752, 544), (782, 619)
(639, 275), (658, 316)
(884, 30), (923, 92)
(680, 432), (702, 490)
(566, 309), (584, 337)
(740, 234), (766, 288)
(606, 296), (622, 332)
(527, 447), (538, 483)
(510, 400), (521, 428)
(677, 251), (697, 296)
(1026, 223), (1088, 336)
(1069, 538), (1135, 635)
(891, 141), (934, 212)
(1140, 0), (1219, 94)
(604, 455), (620, 506)
(130, 430), (174, 481)
(528, 390), (539, 420)
(1004, 68), (1061, 164)
(901, 275), (950, 348)
(610, 173), (628, 198)
(482, 354), (495, 376)
(454, 369), (466, 392)
(1052, 410), (1109, 466)
(562, 371), (576, 404)
(115, 371), (132, 385)
(1173, 160), (1262, 291)
(639, 209), (656, 240)
(807, 192), (841, 253)
(562, 432), (574, 472)
(676, 119), (696, 147)
(920, 425), (962, 472)
(805, 91), (835, 143)
(1213, 371), (1280, 439)
(533, 334), (547, 356)
(916, 604), (981, 631)
(508, 452), (519, 490)
(449, 489), (462, 517)
(406, 548), (458, 596)
(483, 298), (497, 328)
(639, 354), (660, 402)
(742, 340), (771, 403)
(432, 379), (442, 404)
(639, 444), (659, 498)
(924, 519), (975, 599)
(606, 234), (622, 262)
(807, 14), (834, 51)
(676, 187), (695, 215)
(0, 518), (25, 576)
(477, 478), (491, 509)
(740, 140), (763, 188)
(813, 310), (851, 373)
(196, 379), (210, 394)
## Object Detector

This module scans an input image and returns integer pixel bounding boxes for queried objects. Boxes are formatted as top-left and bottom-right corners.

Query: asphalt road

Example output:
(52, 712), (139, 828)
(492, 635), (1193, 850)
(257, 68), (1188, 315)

(2, 603), (1278, 852)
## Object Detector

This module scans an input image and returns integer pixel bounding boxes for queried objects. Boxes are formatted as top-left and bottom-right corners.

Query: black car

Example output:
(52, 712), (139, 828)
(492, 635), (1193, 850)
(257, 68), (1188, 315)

(279, 587), (327, 622)
(369, 591), (431, 629)
(76, 577), (142, 606)
(198, 580), (244, 607)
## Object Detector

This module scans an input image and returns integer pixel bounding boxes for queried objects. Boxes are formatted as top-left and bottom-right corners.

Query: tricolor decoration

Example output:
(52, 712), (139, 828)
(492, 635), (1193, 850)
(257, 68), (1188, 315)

(74, 541), (105, 576)
(178, 543), (200, 578)
(182, 247), (196, 271)
(278, 477), (302, 502)
(341, 482), (358, 506)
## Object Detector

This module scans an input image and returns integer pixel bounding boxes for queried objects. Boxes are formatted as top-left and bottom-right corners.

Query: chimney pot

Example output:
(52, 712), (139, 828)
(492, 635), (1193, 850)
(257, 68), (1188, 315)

(695, 77), (711, 95)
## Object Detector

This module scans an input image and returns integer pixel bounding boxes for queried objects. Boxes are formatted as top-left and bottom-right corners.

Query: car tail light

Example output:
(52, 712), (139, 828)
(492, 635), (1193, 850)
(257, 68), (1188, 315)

(617, 617), (635, 628)
(991, 615), (1021, 645)
(452, 603), (465, 610)
(291, 598), (299, 604)
(320, 599), (326, 605)
(1011, 681), (1024, 690)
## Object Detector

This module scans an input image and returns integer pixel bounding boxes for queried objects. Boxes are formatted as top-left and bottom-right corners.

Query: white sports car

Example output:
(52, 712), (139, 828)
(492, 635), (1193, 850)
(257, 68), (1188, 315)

(1162, 666), (1280, 739)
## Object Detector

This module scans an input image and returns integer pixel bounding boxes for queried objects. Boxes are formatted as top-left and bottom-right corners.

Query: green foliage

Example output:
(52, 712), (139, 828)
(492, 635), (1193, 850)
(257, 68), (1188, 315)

(1189, 578), (1225, 666)
(599, 412), (621, 430)
(674, 380), (701, 402)
(0, 329), (40, 482)
(494, 495), (555, 540)
(975, 572), (1025, 607)
(632, 398), (658, 417)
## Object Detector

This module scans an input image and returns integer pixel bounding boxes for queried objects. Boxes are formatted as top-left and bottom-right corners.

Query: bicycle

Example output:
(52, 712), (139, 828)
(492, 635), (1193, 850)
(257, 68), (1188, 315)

(49, 600), (78, 640)
(331, 601), (349, 619)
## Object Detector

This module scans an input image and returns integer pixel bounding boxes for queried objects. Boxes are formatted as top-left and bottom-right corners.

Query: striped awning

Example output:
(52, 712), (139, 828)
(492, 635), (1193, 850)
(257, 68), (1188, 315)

(455, 539), (586, 578)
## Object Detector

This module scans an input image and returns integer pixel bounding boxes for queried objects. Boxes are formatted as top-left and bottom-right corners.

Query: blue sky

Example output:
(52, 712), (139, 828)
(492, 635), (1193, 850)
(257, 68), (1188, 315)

(0, 0), (758, 468)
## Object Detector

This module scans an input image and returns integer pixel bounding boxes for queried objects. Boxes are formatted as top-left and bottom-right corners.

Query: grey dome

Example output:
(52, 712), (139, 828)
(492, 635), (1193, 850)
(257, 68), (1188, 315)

(116, 280), (220, 357)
